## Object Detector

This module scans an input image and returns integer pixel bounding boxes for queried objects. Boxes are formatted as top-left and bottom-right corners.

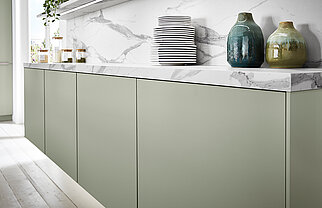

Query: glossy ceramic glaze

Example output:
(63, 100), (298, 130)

(266, 22), (307, 68)
(227, 12), (264, 68)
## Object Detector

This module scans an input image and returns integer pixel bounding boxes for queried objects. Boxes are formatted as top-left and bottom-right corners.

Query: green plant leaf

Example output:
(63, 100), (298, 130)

(42, 0), (68, 25)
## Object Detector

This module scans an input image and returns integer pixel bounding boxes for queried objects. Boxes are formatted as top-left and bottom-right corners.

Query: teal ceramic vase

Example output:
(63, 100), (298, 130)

(227, 12), (264, 67)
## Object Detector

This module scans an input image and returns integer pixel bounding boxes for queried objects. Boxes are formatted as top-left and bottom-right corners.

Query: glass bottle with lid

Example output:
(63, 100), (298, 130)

(76, 49), (86, 63)
(61, 49), (73, 63)
(52, 37), (63, 63)
(38, 49), (49, 63)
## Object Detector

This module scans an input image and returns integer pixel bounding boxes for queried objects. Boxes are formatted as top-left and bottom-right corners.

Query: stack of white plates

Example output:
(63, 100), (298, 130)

(152, 16), (196, 65)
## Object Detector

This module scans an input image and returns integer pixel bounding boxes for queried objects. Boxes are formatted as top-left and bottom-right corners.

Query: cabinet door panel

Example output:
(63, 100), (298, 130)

(24, 68), (44, 152)
(45, 70), (77, 180)
(0, 65), (12, 117)
(78, 74), (136, 208)
(0, 0), (12, 62)
(138, 80), (285, 208)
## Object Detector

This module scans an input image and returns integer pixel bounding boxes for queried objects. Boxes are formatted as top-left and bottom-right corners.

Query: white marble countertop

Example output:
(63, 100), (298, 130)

(24, 63), (322, 92)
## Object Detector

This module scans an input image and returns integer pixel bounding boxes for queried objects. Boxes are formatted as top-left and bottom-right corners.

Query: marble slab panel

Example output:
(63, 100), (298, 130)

(24, 63), (322, 92)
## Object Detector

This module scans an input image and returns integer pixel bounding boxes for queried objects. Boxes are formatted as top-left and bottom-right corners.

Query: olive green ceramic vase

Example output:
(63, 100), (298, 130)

(266, 22), (307, 68)
(227, 12), (264, 68)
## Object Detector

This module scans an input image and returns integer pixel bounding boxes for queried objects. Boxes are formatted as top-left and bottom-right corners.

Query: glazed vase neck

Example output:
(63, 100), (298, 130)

(237, 13), (254, 22)
(279, 21), (295, 29)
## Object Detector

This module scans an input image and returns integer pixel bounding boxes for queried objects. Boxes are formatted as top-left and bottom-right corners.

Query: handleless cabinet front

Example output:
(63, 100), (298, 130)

(77, 74), (136, 208)
(137, 80), (286, 208)
(0, 65), (12, 117)
(45, 70), (77, 180)
(24, 68), (45, 152)
(0, 0), (12, 119)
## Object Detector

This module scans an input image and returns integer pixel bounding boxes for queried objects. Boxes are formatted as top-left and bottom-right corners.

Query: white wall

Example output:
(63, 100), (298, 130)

(13, 0), (29, 124)
(65, 0), (322, 67)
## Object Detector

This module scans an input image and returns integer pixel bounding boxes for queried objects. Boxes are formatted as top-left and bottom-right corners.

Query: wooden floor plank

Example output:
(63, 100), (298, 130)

(12, 137), (104, 208)
(0, 127), (8, 138)
(0, 142), (49, 208)
(2, 140), (77, 208)
(0, 122), (24, 137)
(0, 171), (22, 208)
(0, 122), (103, 208)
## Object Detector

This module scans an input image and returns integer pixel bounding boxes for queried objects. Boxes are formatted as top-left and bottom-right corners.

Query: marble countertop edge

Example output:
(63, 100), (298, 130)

(24, 63), (322, 92)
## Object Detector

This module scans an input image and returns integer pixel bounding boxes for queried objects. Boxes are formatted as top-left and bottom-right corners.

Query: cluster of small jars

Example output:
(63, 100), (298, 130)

(38, 37), (87, 64)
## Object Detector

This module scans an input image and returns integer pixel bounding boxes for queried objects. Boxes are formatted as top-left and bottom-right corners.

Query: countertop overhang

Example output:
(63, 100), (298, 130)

(24, 63), (322, 92)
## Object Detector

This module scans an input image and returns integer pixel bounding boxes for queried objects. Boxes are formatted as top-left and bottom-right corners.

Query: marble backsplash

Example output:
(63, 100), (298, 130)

(63, 0), (322, 67)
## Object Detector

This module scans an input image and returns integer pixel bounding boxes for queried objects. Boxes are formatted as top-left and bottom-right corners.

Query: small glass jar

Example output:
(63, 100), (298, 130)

(38, 49), (49, 63)
(61, 49), (73, 63)
(76, 49), (86, 63)
(52, 37), (63, 63)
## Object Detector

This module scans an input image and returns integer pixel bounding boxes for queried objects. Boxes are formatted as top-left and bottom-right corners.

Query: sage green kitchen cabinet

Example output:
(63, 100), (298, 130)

(0, 0), (12, 120)
(137, 80), (285, 208)
(287, 90), (322, 208)
(24, 68), (45, 152)
(45, 70), (77, 180)
(77, 74), (136, 208)
(0, 0), (12, 62)
(0, 65), (12, 119)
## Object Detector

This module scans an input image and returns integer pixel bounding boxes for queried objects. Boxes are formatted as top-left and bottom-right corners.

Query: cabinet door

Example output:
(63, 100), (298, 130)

(77, 74), (136, 208)
(45, 70), (77, 180)
(0, 0), (12, 63)
(0, 65), (12, 117)
(24, 68), (44, 152)
(138, 80), (285, 208)
(288, 90), (322, 208)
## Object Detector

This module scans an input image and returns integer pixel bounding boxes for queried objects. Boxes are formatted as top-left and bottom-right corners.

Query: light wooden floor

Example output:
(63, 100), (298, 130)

(0, 122), (104, 208)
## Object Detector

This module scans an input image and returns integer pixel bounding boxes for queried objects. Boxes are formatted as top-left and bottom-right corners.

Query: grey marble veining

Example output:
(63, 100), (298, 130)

(63, 0), (322, 67)
(24, 63), (322, 92)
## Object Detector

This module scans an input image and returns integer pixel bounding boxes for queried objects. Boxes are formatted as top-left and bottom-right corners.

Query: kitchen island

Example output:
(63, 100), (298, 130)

(24, 63), (322, 208)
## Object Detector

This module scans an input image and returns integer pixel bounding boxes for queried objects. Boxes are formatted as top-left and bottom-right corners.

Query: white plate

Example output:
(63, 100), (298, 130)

(152, 54), (196, 56)
(154, 34), (195, 37)
(151, 57), (197, 59)
(152, 55), (196, 57)
(154, 27), (194, 30)
(159, 19), (191, 22)
(159, 15), (191, 19)
(151, 60), (197, 62)
(153, 35), (195, 39)
(154, 33), (194, 36)
(152, 51), (196, 54)
(159, 23), (191, 26)
(153, 38), (195, 41)
(152, 48), (197, 51)
(151, 59), (197, 63)
(154, 29), (195, 33)
(159, 22), (191, 24)
(152, 49), (196, 51)
(151, 52), (196, 55)
(151, 44), (197, 49)
(155, 26), (194, 29)
(153, 39), (195, 42)
(152, 47), (196, 49)
(152, 49), (197, 52)
(154, 33), (195, 36)
(154, 30), (194, 33)
(152, 61), (196, 63)
(153, 42), (195, 45)
(152, 54), (197, 56)
(151, 51), (196, 53)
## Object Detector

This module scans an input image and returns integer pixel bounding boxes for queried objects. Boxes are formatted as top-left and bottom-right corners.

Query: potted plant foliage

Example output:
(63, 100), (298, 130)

(42, 0), (69, 26)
